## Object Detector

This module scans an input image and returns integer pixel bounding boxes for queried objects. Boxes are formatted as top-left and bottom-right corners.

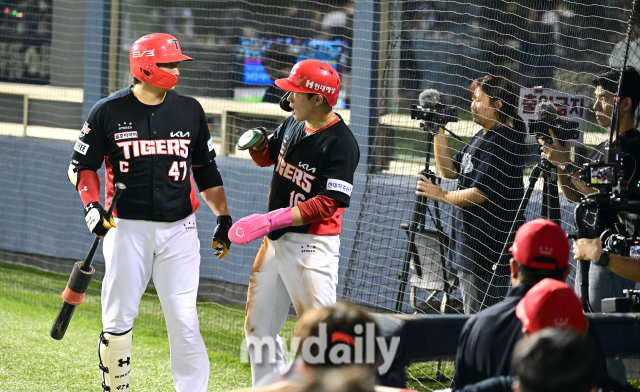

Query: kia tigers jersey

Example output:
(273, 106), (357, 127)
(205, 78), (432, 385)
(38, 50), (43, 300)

(70, 87), (216, 222)
(266, 114), (360, 240)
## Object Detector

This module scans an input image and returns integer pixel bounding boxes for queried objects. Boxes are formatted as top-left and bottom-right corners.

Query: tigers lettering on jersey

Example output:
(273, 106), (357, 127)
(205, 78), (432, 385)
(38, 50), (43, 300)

(275, 155), (316, 193)
(116, 139), (190, 159)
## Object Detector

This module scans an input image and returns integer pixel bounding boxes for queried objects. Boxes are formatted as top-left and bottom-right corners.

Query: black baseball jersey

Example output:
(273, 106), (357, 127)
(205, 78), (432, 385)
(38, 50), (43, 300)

(266, 114), (360, 240)
(70, 87), (218, 222)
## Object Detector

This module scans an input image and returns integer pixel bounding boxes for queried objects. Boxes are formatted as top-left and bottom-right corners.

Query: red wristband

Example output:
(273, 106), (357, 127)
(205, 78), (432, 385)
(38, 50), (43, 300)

(248, 145), (273, 167)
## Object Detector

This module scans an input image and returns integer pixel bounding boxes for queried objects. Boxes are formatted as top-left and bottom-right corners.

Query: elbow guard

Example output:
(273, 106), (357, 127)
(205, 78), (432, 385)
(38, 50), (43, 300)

(68, 160), (80, 187)
(67, 160), (96, 190)
(192, 160), (223, 191)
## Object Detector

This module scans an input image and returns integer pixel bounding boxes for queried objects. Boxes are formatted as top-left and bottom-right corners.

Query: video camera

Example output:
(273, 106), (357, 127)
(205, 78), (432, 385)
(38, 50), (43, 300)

(574, 149), (640, 233)
(602, 289), (640, 313)
(410, 89), (458, 127)
(600, 228), (640, 257)
(529, 100), (579, 145)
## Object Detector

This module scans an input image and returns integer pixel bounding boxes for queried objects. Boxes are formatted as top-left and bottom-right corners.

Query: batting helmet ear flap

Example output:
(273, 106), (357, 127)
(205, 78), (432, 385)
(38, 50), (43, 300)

(280, 91), (292, 112)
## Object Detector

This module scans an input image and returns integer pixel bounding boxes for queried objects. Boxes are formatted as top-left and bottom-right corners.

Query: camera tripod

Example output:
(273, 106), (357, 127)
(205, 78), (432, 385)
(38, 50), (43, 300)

(479, 154), (562, 310)
(395, 121), (462, 315)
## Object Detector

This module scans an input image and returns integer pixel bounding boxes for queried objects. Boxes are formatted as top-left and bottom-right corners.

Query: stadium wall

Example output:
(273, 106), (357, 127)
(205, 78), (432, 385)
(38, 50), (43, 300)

(0, 134), (582, 312)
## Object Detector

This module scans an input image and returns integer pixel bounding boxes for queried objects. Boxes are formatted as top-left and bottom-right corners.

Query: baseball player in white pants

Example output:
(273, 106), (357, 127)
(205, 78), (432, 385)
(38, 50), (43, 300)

(68, 33), (233, 392)
(101, 214), (207, 391)
(244, 233), (340, 378)
(230, 59), (360, 384)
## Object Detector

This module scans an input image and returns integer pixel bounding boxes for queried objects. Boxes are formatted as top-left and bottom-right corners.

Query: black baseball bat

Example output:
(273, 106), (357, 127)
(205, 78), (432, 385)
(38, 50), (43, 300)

(50, 182), (126, 340)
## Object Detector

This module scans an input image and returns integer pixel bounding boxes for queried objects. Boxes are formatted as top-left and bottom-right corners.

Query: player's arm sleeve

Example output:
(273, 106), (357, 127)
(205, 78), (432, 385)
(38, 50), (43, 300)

(76, 169), (101, 205)
(71, 99), (108, 169)
(248, 144), (274, 167)
(297, 195), (340, 225)
(192, 160), (223, 191)
(316, 136), (360, 207)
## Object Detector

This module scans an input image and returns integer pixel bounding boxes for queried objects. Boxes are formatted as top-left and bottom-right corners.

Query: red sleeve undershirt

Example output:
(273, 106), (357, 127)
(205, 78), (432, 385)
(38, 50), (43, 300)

(297, 195), (340, 225)
(248, 145), (274, 167)
(76, 169), (101, 205)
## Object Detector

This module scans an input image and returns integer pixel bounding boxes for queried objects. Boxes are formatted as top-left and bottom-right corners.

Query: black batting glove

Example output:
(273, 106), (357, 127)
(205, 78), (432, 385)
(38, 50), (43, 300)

(212, 215), (232, 259)
(84, 202), (116, 238)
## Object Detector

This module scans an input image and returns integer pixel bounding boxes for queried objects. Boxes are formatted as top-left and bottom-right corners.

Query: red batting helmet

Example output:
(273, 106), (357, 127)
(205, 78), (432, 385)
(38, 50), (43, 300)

(275, 59), (341, 106)
(129, 33), (193, 89)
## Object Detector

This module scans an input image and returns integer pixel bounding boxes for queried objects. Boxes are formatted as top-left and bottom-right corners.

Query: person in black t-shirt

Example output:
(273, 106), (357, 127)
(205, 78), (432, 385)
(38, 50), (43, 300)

(539, 67), (640, 314)
(417, 75), (526, 314)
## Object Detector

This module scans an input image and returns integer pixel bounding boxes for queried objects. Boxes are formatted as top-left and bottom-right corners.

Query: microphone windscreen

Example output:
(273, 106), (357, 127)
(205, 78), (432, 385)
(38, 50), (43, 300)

(534, 99), (557, 124)
(419, 89), (440, 106)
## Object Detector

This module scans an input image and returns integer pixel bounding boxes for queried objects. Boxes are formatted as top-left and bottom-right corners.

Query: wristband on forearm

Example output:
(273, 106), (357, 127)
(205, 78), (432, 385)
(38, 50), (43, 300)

(596, 250), (610, 267)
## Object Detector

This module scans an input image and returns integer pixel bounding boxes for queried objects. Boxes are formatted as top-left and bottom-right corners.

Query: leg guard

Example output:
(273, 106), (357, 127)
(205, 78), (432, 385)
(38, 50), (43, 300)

(98, 329), (132, 392)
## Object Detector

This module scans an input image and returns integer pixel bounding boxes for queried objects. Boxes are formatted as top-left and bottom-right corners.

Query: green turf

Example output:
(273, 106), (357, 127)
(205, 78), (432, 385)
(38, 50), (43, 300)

(5, 262), (636, 392)
(0, 262), (259, 391)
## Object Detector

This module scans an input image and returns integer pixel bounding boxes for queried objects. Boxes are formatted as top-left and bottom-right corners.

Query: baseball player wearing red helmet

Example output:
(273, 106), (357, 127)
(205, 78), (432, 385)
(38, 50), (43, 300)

(232, 59), (360, 384)
(68, 33), (232, 392)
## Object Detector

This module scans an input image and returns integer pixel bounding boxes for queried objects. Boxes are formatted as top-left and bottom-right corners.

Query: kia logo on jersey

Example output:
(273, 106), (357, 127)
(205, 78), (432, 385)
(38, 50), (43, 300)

(170, 131), (190, 138)
(298, 162), (316, 173)
(276, 156), (316, 193)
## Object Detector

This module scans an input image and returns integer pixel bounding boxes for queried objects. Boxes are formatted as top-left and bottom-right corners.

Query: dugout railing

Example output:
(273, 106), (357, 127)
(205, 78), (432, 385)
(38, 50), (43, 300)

(374, 313), (640, 388)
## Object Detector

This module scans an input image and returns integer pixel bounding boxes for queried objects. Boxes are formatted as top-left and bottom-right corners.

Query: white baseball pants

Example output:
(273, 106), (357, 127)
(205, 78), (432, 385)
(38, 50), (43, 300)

(101, 213), (209, 392)
(244, 232), (340, 385)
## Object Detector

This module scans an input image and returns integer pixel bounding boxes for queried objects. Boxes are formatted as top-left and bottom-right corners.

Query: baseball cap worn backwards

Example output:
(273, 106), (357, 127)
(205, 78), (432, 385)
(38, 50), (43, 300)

(516, 278), (587, 335)
(509, 218), (569, 270)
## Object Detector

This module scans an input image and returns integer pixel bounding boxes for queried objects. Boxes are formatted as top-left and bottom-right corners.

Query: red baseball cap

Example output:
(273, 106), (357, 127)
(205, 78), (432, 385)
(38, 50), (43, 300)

(516, 278), (587, 335)
(509, 218), (569, 270)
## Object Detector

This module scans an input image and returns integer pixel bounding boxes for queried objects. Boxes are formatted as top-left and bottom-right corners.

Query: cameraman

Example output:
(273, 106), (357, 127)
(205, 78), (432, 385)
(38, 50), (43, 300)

(539, 67), (640, 312)
(540, 67), (640, 203)
(573, 238), (640, 283)
(416, 75), (525, 314)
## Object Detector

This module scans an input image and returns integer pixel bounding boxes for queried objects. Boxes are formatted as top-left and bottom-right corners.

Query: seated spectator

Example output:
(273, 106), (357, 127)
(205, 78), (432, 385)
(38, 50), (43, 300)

(257, 301), (380, 386)
(234, 301), (414, 392)
(511, 329), (602, 392)
(449, 279), (637, 392)
(515, 278), (587, 336)
(453, 219), (570, 388)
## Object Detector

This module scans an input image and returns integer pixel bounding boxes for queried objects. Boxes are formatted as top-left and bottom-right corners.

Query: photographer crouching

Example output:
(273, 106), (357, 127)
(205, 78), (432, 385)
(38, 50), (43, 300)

(539, 67), (640, 312)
